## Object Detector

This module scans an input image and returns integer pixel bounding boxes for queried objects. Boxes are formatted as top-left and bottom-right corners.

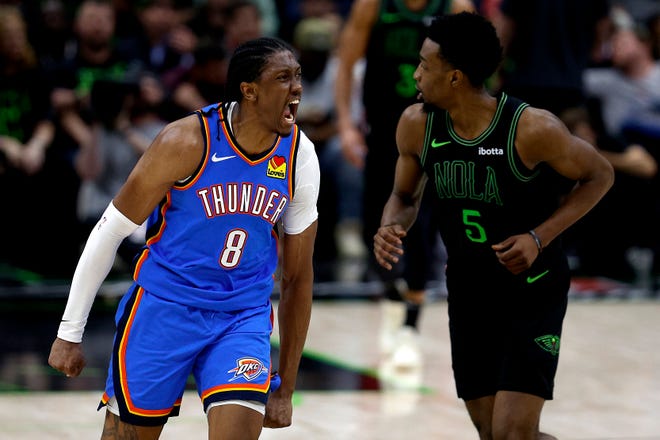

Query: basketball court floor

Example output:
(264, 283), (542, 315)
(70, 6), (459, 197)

(1, 274), (659, 440)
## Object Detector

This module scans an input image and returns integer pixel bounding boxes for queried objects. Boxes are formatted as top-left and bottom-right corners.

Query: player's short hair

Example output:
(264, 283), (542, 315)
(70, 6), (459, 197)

(225, 37), (295, 103)
(427, 12), (503, 87)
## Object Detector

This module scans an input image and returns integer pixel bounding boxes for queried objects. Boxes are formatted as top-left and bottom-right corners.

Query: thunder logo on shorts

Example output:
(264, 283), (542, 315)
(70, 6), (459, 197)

(228, 357), (269, 382)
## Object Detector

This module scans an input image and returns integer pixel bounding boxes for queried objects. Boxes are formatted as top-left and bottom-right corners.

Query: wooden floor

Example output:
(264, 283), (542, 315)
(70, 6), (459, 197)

(2, 297), (660, 439)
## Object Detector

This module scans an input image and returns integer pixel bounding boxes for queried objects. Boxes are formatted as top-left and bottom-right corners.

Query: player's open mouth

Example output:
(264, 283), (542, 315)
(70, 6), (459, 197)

(284, 99), (299, 123)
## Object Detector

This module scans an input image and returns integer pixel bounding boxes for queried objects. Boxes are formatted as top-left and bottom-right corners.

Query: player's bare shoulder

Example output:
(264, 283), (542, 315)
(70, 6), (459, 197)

(140, 113), (205, 182)
(514, 105), (571, 165)
(396, 103), (427, 155)
(156, 114), (203, 152)
(517, 106), (565, 138)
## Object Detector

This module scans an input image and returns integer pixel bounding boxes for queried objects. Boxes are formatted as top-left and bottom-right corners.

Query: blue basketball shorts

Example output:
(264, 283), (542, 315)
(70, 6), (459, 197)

(98, 283), (275, 426)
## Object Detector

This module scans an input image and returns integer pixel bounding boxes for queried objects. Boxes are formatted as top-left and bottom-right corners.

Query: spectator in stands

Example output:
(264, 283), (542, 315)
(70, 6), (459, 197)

(187, 0), (278, 47)
(561, 105), (658, 281)
(222, 0), (264, 53)
(48, 0), (144, 168)
(0, 5), (55, 278)
(132, 0), (197, 91)
(186, 0), (230, 47)
(275, 0), (338, 43)
(166, 43), (229, 120)
(255, 0), (280, 37)
(75, 73), (167, 273)
(110, 0), (144, 54)
(26, 0), (73, 69)
(586, 22), (660, 141)
(583, 19), (660, 282)
(614, 0), (660, 24)
(492, 0), (611, 116)
(44, 0), (144, 277)
(562, 106), (657, 180)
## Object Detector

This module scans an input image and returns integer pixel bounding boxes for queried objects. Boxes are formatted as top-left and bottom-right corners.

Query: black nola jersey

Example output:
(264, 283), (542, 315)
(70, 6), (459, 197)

(420, 94), (570, 261)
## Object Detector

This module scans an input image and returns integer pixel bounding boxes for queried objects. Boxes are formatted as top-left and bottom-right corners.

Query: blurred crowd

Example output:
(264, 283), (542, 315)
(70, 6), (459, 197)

(1, 0), (660, 289)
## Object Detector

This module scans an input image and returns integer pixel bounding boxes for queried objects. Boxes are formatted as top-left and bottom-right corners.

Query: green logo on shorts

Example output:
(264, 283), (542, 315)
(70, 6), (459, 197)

(534, 335), (560, 356)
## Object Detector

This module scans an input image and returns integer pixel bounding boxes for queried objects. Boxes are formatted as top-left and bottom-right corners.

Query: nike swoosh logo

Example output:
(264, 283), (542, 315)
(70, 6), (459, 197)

(431, 139), (451, 148)
(527, 270), (550, 284)
(212, 154), (236, 163)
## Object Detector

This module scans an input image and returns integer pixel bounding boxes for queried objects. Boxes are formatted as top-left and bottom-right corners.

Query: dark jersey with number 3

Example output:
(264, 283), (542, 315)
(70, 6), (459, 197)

(420, 93), (567, 263)
(363, 0), (449, 136)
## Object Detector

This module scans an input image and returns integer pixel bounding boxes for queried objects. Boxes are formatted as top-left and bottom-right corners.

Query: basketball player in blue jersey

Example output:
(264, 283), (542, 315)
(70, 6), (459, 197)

(48, 37), (320, 439)
(374, 13), (613, 439)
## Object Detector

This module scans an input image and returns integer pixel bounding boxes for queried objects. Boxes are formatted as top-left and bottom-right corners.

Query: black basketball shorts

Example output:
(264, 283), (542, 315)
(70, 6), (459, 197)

(446, 250), (570, 401)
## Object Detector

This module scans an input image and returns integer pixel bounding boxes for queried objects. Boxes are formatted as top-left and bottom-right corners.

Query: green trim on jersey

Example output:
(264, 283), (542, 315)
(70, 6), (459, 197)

(420, 111), (435, 165)
(507, 101), (537, 182)
(425, 93), (538, 183)
(446, 94), (508, 145)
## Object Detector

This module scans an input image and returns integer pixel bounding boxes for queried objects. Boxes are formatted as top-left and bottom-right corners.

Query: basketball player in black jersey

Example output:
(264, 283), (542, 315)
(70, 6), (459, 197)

(336, 0), (475, 368)
(374, 12), (614, 439)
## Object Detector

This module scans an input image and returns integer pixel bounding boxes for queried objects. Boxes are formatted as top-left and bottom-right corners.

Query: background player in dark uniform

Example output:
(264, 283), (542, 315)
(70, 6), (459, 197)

(374, 12), (614, 438)
(335, 0), (474, 367)
(48, 37), (320, 439)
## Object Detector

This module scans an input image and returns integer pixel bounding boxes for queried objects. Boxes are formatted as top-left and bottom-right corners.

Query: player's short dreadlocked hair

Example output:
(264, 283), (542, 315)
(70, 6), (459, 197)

(427, 12), (503, 87)
(224, 37), (295, 103)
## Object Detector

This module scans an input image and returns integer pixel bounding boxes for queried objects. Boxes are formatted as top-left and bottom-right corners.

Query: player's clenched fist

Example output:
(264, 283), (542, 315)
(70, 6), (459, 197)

(48, 338), (87, 377)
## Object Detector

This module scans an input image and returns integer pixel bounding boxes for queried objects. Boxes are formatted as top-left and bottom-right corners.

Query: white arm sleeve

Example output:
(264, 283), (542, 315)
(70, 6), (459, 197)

(282, 131), (320, 235)
(57, 202), (139, 343)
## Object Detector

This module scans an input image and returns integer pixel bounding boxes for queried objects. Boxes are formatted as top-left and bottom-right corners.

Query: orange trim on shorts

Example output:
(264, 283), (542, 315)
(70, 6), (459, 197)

(200, 374), (271, 401)
(116, 287), (179, 418)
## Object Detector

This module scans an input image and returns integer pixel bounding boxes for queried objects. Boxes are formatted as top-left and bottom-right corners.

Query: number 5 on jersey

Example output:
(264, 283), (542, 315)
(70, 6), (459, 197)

(463, 209), (487, 243)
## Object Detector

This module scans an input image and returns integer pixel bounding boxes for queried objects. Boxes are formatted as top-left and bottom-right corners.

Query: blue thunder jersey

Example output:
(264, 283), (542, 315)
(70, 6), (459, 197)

(420, 93), (571, 264)
(133, 102), (299, 311)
